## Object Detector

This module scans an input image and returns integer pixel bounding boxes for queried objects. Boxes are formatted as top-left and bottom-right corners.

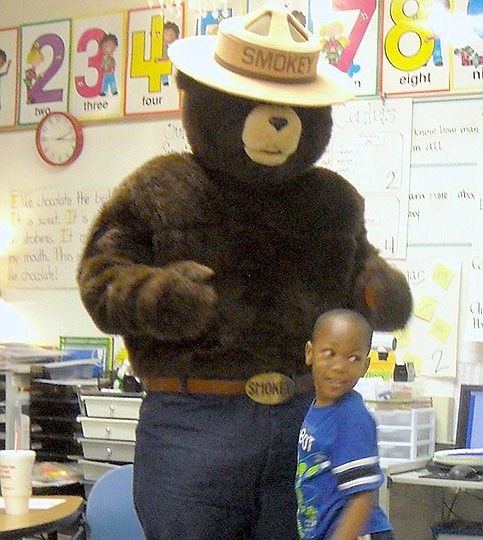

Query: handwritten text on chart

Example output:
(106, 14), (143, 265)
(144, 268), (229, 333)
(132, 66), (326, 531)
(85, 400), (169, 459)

(8, 188), (112, 288)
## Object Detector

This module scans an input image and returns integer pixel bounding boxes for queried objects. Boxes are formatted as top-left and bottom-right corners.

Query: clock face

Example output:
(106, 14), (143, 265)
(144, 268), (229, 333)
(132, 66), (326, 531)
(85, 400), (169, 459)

(36, 112), (84, 166)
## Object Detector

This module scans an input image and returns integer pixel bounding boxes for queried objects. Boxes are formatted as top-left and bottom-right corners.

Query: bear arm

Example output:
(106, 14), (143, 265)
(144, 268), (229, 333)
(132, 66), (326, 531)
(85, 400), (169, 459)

(351, 238), (412, 331)
(77, 214), (218, 343)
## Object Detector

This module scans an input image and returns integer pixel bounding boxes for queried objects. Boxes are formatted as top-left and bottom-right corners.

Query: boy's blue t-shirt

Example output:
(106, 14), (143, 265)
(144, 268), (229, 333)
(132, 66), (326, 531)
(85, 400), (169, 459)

(295, 390), (391, 539)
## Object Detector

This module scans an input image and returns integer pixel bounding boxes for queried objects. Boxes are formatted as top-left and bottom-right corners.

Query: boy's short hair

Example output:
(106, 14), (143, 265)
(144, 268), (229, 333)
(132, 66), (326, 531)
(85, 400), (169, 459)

(312, 309), (373, 351)
(100, 33), (118, 47)
(164, 21), (180, 38)
(0, 49), (7, 63)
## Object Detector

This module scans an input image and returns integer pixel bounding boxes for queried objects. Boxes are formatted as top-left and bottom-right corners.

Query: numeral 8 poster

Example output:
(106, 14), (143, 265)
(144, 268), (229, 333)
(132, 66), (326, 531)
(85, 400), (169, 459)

(380, 0), (451, 95)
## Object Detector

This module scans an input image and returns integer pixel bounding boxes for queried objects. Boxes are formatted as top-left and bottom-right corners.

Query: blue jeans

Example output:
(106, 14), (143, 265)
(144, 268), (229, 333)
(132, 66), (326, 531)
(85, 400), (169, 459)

(133, 390), (313, 539)
(101, 72), (117, 95)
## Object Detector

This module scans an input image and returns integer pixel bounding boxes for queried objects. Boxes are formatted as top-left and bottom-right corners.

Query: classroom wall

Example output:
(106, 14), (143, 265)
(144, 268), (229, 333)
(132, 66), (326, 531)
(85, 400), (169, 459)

(1, 0), (482, 441)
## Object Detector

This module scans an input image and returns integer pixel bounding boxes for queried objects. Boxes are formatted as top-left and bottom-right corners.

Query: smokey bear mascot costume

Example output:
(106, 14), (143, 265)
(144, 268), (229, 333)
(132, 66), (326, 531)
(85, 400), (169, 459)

(78, 5), (412, 540)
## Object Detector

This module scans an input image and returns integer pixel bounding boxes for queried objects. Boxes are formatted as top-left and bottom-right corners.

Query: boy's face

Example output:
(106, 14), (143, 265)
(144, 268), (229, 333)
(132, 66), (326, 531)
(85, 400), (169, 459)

(164, 28), (178, 46)
(305, 317), (370, 407)
(102, 40), (117, 55)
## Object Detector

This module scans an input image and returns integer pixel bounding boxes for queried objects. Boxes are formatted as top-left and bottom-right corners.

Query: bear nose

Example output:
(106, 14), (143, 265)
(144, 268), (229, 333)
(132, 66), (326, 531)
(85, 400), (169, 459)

(269, 117), (288, 131)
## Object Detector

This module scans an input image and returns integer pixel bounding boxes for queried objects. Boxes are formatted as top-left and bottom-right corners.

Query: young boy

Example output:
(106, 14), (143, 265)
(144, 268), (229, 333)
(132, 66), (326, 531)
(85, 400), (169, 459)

(295, 309), (394, 540)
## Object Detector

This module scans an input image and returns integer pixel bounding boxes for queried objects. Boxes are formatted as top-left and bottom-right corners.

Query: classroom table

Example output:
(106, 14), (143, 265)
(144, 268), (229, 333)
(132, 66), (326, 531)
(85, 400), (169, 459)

(0, 495), (83, 540)
(380, 461), (483, 540)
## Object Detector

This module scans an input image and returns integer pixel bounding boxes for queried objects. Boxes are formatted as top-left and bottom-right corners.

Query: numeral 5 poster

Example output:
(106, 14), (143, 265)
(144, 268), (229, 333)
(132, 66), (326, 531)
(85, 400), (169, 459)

(70, 12), (126, 121)
(309, 0), (380, 97)
(125, 7), (183, 117)
(380, 0), (451, 95)
(18, 20), (71, 125)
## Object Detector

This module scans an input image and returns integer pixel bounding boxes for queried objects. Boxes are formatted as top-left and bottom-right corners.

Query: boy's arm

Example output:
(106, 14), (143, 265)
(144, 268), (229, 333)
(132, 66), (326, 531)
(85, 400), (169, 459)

(330, 490), (373, 540)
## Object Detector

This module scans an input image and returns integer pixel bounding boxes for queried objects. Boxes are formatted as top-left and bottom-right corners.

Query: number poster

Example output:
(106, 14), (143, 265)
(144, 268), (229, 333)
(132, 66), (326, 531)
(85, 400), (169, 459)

(70, 12), (126, 121)
(309, 0), (380, 97)
(125, 7), (183, 116)
(8, 6), (186, 127)
(1, 0), (482, 131)
(380, 0), (483, 95)
(19, 20), (72, 125)
(0, 27), (19, 128)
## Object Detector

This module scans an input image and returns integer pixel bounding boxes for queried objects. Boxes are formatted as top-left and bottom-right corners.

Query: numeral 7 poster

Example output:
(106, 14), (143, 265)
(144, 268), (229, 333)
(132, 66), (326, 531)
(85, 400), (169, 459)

(125, 7), (183, 117)
(309, 0), (380, 97)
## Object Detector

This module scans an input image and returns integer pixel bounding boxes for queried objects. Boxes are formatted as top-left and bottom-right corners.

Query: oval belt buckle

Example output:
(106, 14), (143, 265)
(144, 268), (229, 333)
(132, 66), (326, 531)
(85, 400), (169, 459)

(245, 372), (296, 405)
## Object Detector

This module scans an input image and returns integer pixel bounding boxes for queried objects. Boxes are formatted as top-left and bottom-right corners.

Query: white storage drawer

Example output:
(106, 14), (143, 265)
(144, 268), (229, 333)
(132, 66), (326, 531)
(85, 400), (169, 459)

(372, 408), (434, 427)
(82, 395), (142, 419)
(79, 437), (136, 462)
(79, 458), (120, 482)
(78, 416), (138, 441)
(377, 425), (433, 443)
(369, 406), (435, 462)
(378, 441), (434, 461)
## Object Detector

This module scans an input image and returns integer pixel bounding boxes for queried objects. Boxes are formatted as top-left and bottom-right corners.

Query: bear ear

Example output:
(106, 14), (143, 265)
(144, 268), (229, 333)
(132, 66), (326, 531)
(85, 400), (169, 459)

(175, 69), (193, 92)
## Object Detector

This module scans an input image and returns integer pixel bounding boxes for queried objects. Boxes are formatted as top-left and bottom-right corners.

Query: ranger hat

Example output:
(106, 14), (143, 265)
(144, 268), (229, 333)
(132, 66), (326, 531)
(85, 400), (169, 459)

(168, 3), (356, 107)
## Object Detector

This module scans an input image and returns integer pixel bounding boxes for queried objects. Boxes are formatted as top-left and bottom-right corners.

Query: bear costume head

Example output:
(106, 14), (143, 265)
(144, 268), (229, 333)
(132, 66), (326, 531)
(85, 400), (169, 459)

(77, 4), (412, 382)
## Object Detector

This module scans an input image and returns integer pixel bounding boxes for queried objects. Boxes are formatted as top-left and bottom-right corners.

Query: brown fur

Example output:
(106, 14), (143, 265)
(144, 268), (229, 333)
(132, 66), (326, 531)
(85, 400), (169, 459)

(77, 73), (412, 379)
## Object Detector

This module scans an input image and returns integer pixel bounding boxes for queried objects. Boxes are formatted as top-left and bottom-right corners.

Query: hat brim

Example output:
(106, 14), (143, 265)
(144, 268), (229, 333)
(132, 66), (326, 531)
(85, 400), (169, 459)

(168, 36), (357, 107)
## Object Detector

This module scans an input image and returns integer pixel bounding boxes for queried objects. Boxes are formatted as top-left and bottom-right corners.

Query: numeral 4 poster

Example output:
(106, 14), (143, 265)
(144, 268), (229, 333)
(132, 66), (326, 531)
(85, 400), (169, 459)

(125, 7), (184, 117)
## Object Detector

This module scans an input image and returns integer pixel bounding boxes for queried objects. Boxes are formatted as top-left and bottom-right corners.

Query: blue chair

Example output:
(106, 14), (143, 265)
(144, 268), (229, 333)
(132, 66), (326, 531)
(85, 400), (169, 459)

(85, 464), (146, 540)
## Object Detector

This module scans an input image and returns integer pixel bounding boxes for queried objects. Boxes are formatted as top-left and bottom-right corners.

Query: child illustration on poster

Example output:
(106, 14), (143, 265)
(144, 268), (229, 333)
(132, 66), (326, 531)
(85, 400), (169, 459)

(100, 33), (119, 96)
(18, 20), (71, 126)
(198, 10), (232, 35)
(0, 48), (12, 108)
(23, 42), (44, 104)
(309, 0), (379, 96)
(0, 28), (18, 128)
(451, 0), (483, 92)
(125, 8), (183, 116)
(70, 12), (125, 121)
(381, 0), (451, 95)
(160, 22), (179, 86)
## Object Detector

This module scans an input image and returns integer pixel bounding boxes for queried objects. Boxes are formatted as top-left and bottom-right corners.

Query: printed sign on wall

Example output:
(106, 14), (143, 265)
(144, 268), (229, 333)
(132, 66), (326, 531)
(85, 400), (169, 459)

(451, 0), (483, 93)
(309, 0), (380, 96)
(70, 12), (126, 121)
(124, 7), (183, 117)
(325, 97), (413, 259)
(380, 0), (451, 95)
(0, 28), (19, 128)
(18, 19), (71, 125)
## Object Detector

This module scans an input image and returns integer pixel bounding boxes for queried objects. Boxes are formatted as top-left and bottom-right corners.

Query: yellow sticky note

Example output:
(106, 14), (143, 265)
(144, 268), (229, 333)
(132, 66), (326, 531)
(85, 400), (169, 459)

(432, 263), (455, 290)
(414, 295), (437, 322)
(430, 318), (452, 343)
(402, 351), (423, 375)
(393, 327), (411, 349)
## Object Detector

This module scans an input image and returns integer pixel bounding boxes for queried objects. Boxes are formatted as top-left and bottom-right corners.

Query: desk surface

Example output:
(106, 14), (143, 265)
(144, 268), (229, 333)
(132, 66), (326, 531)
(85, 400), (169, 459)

(390, 468), (483, 490)
(0, 495), (83, 539)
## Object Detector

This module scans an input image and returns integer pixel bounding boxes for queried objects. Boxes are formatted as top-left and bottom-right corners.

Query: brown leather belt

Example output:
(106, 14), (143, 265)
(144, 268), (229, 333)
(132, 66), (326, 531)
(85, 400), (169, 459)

(142, 372), (313, 401)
